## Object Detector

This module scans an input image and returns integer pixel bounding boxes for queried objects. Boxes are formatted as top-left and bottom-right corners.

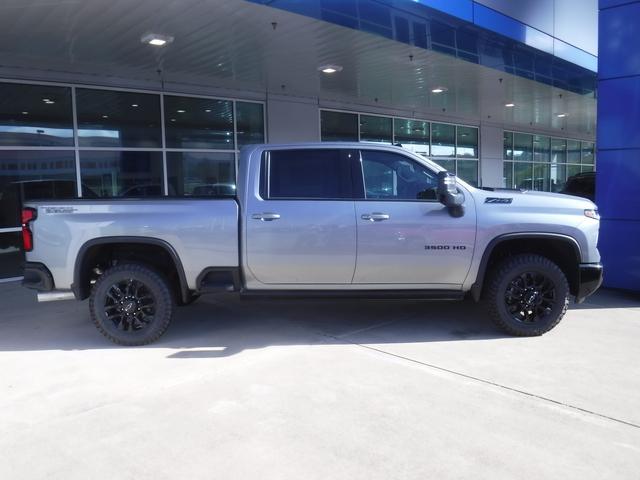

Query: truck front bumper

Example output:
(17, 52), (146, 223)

(576, 262), (603, 303)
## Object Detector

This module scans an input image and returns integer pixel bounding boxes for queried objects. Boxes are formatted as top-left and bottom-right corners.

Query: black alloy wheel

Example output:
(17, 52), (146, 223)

(485, 254), (569, 336)
(90, 263), (174, 346)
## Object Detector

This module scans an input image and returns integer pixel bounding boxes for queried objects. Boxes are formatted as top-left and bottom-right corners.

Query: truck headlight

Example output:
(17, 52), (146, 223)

(584, 209), (599, 220)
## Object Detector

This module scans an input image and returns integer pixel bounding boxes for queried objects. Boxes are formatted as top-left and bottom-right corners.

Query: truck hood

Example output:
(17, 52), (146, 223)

(473, 188), (597, 210)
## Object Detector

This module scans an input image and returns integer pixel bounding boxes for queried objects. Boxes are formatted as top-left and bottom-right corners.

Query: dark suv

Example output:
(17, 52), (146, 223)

(561, 171), (595, 202)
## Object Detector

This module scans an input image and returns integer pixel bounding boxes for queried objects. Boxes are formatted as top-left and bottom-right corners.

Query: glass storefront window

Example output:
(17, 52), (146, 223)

(514, 162), (533, 190)
(567, 139), (581, 164)
(433, 158), (455, 172)
(551, 138), (567, 164)
(457, 159), (478, 186)
(503, 162), (514, 188)
(533, 163), (550, 191)
(394, 119), (429, 145)
(76, 89), (161, 148)
(566, 164), (581, 179)
(431, 123), (455, 157)
(360, 115), (392, 143)
(513, 133), (533, 162)
(167, 152), (236, 196)
(0, 150), (77, 227)
(456, 126), (478, 158)
(164, 96), (234, 149)
(320, 111), (358, 141)
(0, 83), (73, 147)
(503, 131), (513, 160)
(236, 102), (264, 146)
(533, 135), (550, 163)
(80, 151), (164, 197)
(582, 142), (595, 165)
(550, 163), (566, 192)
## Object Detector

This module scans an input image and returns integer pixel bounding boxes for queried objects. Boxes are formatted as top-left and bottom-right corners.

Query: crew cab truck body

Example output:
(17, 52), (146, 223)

(22, 143), (603, 345)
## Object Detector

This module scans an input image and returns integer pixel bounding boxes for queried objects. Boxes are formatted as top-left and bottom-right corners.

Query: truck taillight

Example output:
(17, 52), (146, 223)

(21, 207), (37, 252)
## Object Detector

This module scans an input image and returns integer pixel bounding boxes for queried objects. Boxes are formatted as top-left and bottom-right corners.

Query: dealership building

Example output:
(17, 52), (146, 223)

(0, 0), (637, 289)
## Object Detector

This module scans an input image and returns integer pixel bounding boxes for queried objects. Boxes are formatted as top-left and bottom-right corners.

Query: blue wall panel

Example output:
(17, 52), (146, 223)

(599, 2), (640, 78)
(597, 77), (640, 150)
(597, 0), (640, 291)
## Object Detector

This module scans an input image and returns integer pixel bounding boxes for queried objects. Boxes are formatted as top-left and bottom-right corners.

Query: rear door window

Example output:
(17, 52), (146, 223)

(266, 149), (354, 199)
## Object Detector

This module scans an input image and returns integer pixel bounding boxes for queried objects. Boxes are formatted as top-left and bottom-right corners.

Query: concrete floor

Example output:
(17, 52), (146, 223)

(0, 281), (639, 480)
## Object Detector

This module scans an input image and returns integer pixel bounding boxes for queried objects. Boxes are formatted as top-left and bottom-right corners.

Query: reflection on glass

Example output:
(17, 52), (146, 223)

(0, 150), (77, 227)
(550, 163), (566, 192)
(456, 126), (478, 158)
(360, 115), (392, 143)
(236, 102), (264, 146)
(551, 138), (567, 164)
(433, 158), (455, 172)
(533, 135), (550, 163)
(0, 232), (23, 278)
(567, 140), (581, 164)
(533, 163), (550, 191)
(567, 164), (581, 179)
(513, 133), (533, 162)
(514, 162), (533, 190)
(0, 82), (73, 147)
(76, 89), (161, 148)
(457, 160), (478, 186)
(394, 119), (429, 150)
(167, 152), (236, 196)
(80, 151), (164, 197)
(582, 142), (595, 165)
(503, 131), (513, 160)
(320, 111), (358, 141)
(503, 161), (514, 188)
(165, 96), (234, 149)
(431, 123), (455, 157)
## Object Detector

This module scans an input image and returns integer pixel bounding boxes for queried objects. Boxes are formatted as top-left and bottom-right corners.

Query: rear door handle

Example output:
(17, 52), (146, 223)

(361, 212), (390, 222)
(251, 212), (281, 221)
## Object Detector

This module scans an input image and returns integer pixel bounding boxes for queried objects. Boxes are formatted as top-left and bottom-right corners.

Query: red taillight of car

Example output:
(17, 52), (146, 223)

(21, 207), (37, 252)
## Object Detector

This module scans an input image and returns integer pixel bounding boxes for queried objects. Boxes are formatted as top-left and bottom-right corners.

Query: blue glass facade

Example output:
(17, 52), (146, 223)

(249, 0), (597, 94)
(597, 0), (640, 291)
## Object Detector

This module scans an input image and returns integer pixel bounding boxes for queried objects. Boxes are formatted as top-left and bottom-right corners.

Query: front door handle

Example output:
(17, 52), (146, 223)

(361, 212), (390, 222)
(252, 212), (281, 221)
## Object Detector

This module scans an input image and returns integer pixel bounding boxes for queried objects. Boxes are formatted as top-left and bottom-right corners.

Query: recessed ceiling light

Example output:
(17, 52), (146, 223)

(141, 33), (174, 47)
(318, 64), (343, 74)
(170, 118), (176, 122)
(557, 113), (567, 118)
(505, 103), (515, 107)
(131, 104), (139, 107)
(205, 109), (211, 112)
(21, 111), (28, 115)
(177, 109), (186, 113)
(431, 87), (448, 93)
(102, 115), (109, 119)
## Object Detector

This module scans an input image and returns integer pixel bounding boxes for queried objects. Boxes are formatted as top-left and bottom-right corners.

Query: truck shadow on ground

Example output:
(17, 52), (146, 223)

(1, 282), (509, 352)
(2, 285), (637, 354)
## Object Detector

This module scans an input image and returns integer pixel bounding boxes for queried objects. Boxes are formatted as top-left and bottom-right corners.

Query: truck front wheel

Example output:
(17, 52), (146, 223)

(485, 254), (570, 336)
(89, 263), (174, 346)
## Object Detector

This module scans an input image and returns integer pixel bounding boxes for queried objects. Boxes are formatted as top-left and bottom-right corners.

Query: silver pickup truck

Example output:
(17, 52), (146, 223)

(21, 143), (603, 345)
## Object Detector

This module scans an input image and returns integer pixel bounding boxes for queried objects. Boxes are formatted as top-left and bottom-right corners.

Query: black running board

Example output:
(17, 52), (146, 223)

(239, 289), (465, 301)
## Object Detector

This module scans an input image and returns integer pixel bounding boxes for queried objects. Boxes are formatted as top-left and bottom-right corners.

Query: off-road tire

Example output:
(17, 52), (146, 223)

(485, 254), (569, 336)
(89, 263), (174, 346)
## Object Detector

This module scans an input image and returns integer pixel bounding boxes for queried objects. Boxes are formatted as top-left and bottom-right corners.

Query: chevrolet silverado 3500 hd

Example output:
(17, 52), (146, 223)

(21, 143), (603, 345)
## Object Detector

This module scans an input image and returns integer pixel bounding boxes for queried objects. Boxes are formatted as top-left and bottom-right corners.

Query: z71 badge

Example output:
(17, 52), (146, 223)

(485, 197), (513, 204)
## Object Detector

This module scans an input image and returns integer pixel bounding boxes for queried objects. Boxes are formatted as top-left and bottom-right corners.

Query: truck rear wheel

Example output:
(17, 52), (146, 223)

(89, 263), (174, 346)
(485, 254), (569, 336)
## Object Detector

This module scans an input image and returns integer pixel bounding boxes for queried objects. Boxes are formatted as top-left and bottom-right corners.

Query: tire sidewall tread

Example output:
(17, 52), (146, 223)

(485, 254), (569, 336)
(89, 263), (174, 346)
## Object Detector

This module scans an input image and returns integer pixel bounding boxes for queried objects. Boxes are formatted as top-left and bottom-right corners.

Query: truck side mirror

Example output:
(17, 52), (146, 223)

(437, 171), (465, 217)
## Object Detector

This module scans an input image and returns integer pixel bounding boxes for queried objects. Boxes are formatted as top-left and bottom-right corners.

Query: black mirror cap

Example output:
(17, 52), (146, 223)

(437, 171), (465, 208)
